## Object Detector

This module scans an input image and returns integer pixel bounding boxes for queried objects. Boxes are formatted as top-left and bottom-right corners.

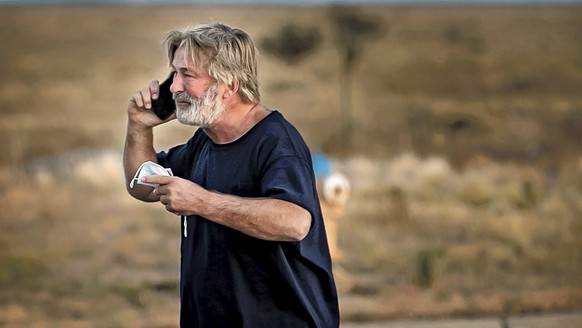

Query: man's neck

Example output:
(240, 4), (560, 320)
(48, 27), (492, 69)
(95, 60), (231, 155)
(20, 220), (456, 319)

(204, 103), (269, 144)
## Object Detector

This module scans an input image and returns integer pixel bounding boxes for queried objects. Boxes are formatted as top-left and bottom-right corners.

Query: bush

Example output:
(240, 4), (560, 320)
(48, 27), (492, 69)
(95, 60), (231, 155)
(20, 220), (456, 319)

(259, 23), (322, 65)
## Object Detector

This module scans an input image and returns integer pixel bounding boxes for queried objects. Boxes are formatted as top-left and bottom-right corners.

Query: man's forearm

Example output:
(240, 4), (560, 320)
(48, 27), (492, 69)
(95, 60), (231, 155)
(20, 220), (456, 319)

(123, 122), (158, 201)
(199, 192), (312, 242)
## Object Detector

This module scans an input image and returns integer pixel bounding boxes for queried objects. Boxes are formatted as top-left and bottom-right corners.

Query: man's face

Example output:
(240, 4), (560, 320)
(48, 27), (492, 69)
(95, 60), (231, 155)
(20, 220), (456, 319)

(170, 46), (226, 127)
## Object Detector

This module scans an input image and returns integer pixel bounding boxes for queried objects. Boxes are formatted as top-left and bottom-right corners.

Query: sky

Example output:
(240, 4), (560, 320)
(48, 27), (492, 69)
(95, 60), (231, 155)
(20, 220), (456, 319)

(1, 0), (581, 5)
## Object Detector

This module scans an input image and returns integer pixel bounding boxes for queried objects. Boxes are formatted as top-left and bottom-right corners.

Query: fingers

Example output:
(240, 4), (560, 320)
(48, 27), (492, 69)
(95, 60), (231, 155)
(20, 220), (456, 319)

(158, 194), (182, 216)
(149, 80), (160, 101)
(142, 174), (173, 186)
(129, 80), (160, 110)
(153, 184), (174, 213)
(145, 175), (195, 216)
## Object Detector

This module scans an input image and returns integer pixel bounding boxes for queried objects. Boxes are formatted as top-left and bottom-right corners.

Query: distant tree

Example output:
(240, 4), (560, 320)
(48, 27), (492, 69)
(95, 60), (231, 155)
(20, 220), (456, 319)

(259, 23), (323, 65)
(328, 6), (383, 138)
(260, 14), (383, 148)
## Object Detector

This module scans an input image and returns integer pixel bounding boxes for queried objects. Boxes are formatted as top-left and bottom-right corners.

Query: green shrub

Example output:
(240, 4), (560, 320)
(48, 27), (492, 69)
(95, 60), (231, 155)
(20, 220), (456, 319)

(415, 250), (435, 288)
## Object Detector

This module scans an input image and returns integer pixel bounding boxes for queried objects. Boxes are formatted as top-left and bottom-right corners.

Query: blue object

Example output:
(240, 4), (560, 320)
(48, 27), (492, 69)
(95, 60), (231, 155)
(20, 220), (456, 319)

(312, 151), (332, 177)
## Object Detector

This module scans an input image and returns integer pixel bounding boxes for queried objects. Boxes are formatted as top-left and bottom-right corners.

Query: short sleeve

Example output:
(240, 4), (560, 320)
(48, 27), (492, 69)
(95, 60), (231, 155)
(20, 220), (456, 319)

(261, 155), (318, 220)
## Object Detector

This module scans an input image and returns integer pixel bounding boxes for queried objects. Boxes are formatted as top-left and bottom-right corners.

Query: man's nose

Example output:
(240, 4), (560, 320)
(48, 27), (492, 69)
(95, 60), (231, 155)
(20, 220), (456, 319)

(170, 74), (184, 94)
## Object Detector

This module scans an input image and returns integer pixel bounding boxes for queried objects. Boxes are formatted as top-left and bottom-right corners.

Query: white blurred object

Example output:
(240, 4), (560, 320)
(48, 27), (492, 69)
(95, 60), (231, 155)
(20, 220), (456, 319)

(129, 161), (173, 189)
(322, 173), (351, 206)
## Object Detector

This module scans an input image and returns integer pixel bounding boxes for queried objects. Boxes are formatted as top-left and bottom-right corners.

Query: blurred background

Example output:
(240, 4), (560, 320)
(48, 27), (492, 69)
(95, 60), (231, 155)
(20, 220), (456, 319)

(1, 0), (582, 327)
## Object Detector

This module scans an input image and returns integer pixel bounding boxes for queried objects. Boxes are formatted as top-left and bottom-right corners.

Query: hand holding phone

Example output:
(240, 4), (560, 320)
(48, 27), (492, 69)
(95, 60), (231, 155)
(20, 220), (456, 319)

(151, 74), (176, 120)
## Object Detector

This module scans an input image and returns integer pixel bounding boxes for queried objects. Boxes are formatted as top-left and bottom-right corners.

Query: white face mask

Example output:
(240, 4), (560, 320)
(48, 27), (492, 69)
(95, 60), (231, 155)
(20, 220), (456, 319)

(129, 161), (173, 189)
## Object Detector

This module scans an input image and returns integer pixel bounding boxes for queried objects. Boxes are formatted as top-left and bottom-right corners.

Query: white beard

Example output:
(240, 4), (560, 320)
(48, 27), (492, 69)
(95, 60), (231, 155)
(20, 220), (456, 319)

(173, 84), (225, 127)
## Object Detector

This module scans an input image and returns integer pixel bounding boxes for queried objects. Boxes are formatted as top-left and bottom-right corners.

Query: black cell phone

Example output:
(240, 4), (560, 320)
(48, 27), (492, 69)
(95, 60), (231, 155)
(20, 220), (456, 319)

(151, 74), (176, 120)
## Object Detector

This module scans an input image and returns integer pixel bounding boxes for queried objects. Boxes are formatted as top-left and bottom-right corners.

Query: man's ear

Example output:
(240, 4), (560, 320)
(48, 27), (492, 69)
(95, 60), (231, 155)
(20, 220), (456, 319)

(223, 80), (239, 99)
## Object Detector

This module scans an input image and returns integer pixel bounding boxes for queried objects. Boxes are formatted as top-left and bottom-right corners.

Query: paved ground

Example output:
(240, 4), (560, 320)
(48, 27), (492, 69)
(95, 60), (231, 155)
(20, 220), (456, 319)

(341, 312), (582, 328)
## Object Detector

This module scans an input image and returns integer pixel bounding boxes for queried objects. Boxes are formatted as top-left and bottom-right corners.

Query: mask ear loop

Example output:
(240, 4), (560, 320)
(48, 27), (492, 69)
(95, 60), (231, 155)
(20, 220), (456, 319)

(129, 161), (150, 189)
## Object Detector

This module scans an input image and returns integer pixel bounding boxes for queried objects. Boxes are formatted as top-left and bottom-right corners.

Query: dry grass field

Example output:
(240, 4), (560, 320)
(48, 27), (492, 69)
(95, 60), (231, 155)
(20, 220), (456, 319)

(1, 3), (582, 327)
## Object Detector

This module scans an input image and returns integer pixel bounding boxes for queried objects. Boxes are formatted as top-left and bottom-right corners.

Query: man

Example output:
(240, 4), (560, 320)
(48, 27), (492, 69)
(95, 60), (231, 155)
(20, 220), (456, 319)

(123, 23), (339, 327)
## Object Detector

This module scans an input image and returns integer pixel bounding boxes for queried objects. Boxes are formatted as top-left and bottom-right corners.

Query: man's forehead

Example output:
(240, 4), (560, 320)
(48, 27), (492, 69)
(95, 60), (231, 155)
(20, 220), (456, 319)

(171, 47), (192, 68)
(172, 45), (207, 71)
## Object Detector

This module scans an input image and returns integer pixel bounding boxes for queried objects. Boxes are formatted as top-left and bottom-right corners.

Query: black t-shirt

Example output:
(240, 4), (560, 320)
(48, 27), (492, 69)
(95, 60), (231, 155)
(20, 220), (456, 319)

(157, 111), (339, 328)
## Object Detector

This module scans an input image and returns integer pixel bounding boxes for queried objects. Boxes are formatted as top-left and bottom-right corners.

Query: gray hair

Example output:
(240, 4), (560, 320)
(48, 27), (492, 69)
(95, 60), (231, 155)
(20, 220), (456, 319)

(164, 23), (260, 104)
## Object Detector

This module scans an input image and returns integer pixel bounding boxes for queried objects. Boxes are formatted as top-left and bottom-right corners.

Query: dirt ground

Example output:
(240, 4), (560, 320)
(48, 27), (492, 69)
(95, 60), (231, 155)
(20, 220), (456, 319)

(341, 312), (582, 328)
